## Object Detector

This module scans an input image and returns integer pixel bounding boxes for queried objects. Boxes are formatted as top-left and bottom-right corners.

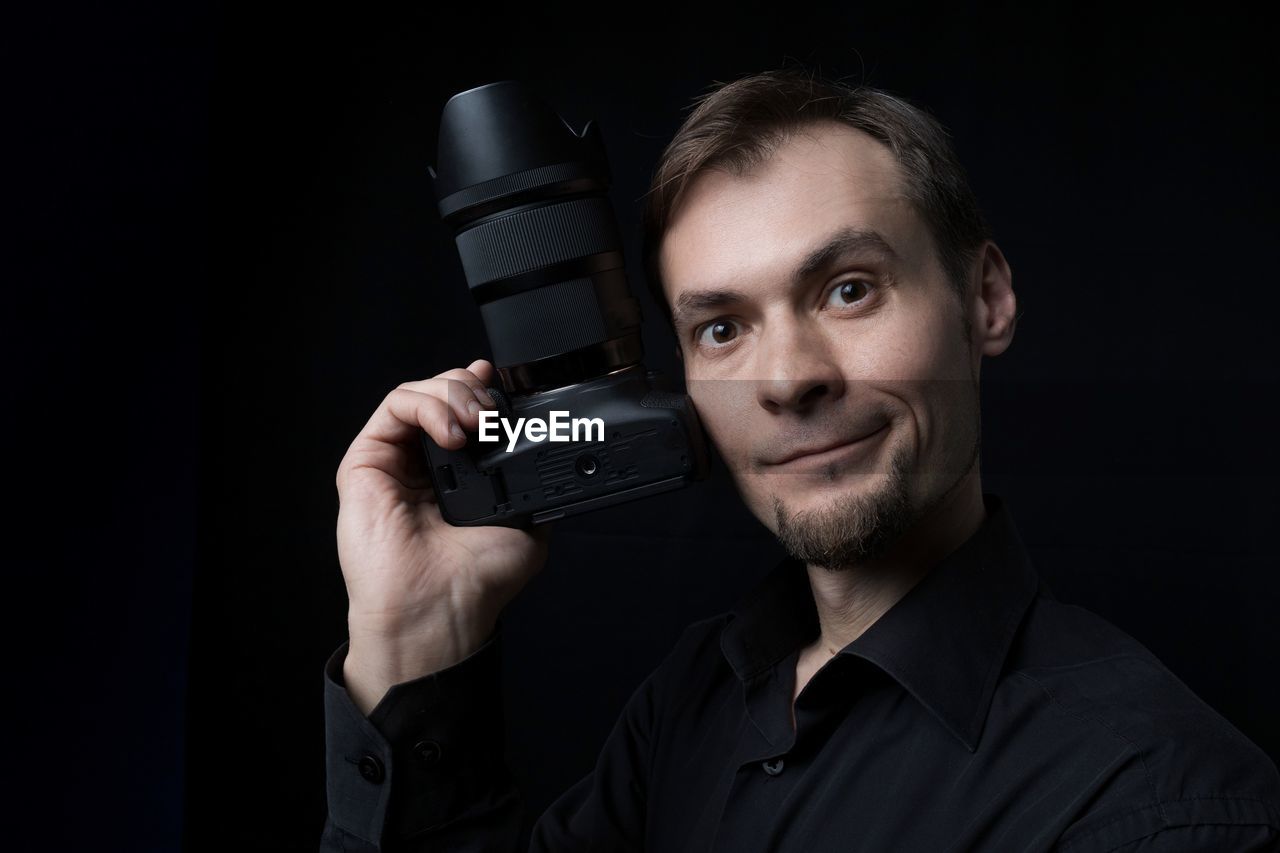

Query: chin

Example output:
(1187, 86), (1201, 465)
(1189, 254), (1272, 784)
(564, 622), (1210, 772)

(761, 470), (878, 516)
(770, 462), (886, 492)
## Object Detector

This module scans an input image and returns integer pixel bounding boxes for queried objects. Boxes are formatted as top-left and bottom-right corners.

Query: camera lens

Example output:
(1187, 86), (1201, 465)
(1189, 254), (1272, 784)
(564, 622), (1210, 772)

(431, 82), (643, 394)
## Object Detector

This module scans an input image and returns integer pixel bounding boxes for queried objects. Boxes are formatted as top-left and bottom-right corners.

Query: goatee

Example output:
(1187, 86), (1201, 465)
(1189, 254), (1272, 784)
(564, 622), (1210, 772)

(772, 443), (917, 571)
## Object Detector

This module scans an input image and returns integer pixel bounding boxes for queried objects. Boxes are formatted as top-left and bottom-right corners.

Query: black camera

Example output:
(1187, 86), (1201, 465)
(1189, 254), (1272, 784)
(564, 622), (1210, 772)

(420, 81), (709, 528)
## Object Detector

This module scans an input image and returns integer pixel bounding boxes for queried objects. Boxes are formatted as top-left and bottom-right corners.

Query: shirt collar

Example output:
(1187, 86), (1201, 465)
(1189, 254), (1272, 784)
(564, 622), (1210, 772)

(719, 492), (1043, 752)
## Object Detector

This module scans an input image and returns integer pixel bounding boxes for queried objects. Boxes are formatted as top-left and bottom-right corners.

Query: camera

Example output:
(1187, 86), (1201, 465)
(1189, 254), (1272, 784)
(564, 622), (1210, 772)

(420, 81), (709, 528)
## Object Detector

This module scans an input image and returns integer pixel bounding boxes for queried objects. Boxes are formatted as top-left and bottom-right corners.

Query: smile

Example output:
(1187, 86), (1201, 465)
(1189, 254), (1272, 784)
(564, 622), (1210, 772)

(771, 424), (890, 469)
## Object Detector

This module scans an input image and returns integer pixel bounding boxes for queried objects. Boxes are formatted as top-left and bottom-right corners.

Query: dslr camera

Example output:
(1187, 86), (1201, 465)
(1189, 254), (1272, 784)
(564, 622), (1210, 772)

(421, 81), (709, 528)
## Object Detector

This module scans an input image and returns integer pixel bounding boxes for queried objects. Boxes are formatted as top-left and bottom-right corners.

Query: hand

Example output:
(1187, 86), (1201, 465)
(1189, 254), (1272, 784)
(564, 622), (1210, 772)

(334, 358), (552, 711)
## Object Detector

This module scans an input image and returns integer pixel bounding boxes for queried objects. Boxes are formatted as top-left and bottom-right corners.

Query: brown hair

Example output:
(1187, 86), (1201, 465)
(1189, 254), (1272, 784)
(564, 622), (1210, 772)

(640, 67), (991, 336)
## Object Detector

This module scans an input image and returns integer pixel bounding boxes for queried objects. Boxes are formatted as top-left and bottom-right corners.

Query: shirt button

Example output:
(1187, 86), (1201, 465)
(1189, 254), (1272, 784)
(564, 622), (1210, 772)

(762, 758), (785, 776)
(413, 739), (443, 766)
(357, 754), (385, 784)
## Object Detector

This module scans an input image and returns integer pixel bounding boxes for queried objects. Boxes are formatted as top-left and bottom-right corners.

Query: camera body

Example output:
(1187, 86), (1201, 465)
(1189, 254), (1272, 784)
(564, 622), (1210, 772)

(421, 365), (706, 527)
(420, 80), (710, 528)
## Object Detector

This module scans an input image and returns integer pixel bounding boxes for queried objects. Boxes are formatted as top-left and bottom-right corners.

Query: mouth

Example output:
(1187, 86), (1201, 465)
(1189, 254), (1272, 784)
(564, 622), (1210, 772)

(769, 423), (890, 468)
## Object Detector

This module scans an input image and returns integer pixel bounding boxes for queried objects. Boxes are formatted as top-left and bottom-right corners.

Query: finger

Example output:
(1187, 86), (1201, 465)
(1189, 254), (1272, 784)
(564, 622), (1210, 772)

(412, 376), (495, 433)
(466, 358), (496, 388)
(453, 359), (498, 404)
(336, 389), (456, 495)
(361, 386), (468, 451)
(396, 375), (493, 429)
(434, 367), (497, 410)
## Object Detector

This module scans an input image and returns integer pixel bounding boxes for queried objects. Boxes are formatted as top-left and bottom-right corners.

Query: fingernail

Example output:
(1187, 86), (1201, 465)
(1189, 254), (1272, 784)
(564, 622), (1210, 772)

(450, 422), (466, 441)
(466, 399), (480, 415)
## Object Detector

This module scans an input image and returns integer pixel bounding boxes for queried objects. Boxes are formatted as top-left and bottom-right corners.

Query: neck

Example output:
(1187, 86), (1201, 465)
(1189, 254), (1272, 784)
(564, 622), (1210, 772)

(803, 469), (987, 658)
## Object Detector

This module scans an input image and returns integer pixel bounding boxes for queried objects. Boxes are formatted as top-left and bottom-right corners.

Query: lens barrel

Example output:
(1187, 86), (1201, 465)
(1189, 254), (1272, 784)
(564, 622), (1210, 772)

(430, 82), (643, 394)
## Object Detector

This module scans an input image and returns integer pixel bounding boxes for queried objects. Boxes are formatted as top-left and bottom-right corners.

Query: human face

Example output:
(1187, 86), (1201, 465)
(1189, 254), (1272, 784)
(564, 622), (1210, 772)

(659, 122), (986, 567)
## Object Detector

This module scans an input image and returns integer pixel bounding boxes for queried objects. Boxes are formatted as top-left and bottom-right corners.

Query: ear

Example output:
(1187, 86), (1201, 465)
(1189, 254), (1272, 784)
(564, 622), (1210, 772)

(970, 241), (1017, 358)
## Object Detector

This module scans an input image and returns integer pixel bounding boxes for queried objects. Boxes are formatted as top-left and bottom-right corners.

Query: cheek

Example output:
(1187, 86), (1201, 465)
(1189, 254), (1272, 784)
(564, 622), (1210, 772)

(840, 304), (971, 457)
(689, 379), (757, 462)
(850, 301), (969, 383)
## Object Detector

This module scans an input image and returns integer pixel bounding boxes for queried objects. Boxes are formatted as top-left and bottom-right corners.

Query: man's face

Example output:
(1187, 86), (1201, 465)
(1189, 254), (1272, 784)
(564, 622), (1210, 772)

(660, 122), (987, 568)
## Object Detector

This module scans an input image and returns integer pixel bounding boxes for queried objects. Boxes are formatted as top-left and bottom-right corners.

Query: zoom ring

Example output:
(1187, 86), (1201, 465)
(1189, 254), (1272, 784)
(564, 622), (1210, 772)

(456, 196), (621, 287)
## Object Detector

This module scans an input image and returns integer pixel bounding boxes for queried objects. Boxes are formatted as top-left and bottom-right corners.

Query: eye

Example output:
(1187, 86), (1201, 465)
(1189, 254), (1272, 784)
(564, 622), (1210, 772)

(695, 319), (740, 349)
(826, 278), (873, 308)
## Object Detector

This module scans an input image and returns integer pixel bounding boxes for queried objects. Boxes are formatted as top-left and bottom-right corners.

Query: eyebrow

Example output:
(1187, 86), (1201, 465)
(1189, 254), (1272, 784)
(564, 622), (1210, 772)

(670, 226), (900, 329)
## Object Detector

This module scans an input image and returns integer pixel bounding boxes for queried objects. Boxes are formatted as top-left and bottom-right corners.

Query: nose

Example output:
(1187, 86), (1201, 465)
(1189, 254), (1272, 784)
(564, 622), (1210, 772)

(754, 316), (845, 415)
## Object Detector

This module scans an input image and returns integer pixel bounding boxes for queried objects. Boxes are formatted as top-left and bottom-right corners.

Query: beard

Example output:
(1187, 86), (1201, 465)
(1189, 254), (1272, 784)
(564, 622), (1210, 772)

(771, 441), (918, 571)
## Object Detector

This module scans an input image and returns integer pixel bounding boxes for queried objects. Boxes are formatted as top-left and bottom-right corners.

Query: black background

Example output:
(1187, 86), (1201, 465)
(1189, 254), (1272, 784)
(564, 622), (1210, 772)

(8, 3), (1278, 852)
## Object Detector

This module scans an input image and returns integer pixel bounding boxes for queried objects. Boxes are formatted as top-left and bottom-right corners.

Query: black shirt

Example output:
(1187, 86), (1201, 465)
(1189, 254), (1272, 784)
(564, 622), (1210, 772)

(319, 493), (1280, 851)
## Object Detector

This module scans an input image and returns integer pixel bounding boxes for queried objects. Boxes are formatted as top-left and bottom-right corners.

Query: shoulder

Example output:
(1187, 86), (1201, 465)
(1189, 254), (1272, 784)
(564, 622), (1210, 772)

(662, 612), (735, 680)
(1009, 595), (1272, 772)
(637, 613), (736, 713)
(1007, 595), (1280, 848)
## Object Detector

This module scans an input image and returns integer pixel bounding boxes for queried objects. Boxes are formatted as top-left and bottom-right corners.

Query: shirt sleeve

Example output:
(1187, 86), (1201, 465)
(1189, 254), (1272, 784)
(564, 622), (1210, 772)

(1053, 797), (1280, 853)
(319, 619), (523, 851)
(1095, 823), (1280, 852)
(319, 616), (661, 852)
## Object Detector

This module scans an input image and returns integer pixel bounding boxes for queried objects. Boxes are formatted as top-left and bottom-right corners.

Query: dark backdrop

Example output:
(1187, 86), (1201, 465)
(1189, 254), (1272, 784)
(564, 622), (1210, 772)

(10, 3), (1278, 852)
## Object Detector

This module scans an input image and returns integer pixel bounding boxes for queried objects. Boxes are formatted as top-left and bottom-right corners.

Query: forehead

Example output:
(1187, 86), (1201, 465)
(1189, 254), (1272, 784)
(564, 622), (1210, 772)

(660, 122), (921, 302)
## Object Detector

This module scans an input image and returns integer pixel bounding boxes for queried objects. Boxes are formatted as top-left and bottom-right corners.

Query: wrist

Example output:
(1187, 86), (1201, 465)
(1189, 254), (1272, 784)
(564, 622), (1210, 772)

(346, 611), (496, 683)
(342, 617), (497, 718)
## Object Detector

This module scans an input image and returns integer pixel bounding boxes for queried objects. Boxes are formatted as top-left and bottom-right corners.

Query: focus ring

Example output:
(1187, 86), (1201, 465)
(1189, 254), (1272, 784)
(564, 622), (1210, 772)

(456, 196), (621, 287)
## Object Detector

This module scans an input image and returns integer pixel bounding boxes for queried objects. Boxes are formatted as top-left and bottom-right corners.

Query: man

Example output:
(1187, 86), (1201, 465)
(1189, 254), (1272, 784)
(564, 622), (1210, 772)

(320, 69), (1280, 851)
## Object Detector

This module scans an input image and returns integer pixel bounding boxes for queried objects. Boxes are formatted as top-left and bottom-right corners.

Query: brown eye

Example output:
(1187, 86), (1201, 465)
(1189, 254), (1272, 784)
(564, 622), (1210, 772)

(697, 320), (739, 348)
(827, 279), (871, 307)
